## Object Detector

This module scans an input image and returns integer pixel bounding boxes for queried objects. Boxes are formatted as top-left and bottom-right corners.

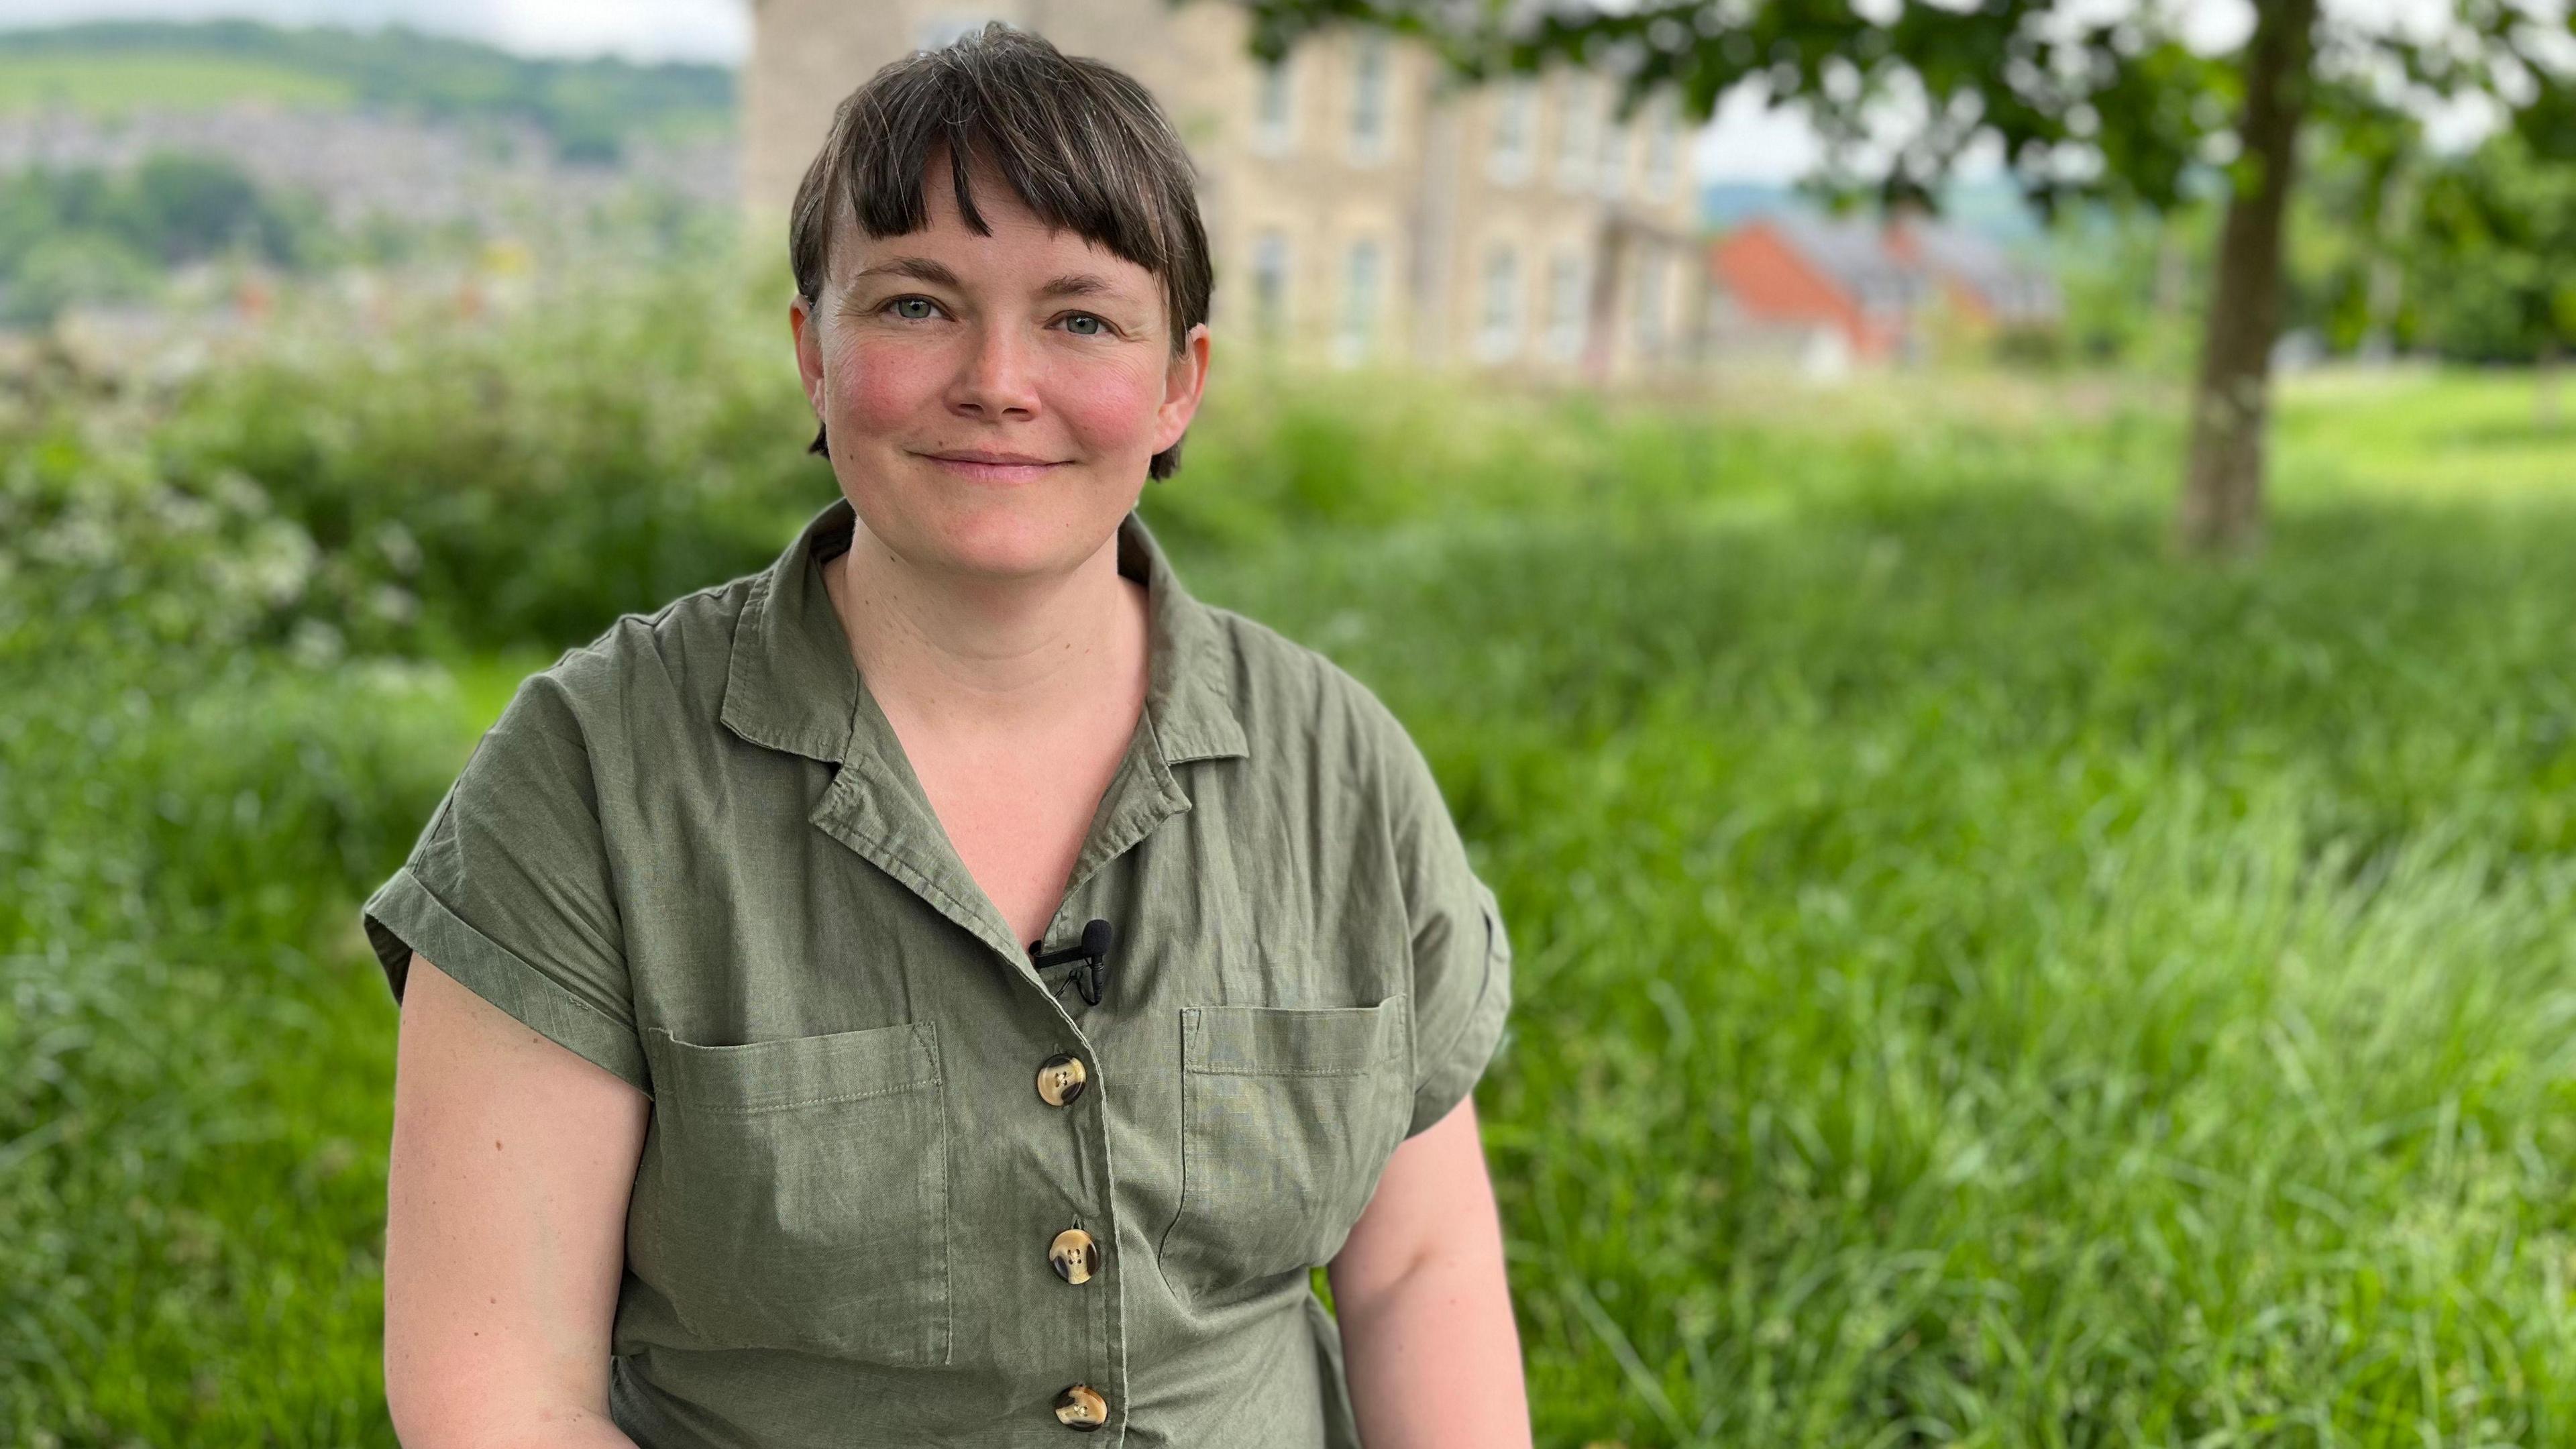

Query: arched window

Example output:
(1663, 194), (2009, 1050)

(1349, 32), (1391, 164)
(1254, 56), (1296, 155)
(1334, 237), (1383, 366)
(1250, 229), (1291, 343)
(1476, 244), (1523, 362)
(1544, 250), (1587, 363)
(1487, 79), (1536, 184)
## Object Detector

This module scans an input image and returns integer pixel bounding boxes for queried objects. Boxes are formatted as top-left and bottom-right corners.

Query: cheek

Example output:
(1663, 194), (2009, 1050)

(1045, 356), (1169, 446)
(830, 339), (938, 434)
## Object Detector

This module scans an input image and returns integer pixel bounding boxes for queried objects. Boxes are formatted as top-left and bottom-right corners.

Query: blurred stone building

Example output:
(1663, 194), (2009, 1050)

(743, 1), (1703, 384)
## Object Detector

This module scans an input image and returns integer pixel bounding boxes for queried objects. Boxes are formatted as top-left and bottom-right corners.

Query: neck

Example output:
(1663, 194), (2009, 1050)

(824, 520), (1148, 738)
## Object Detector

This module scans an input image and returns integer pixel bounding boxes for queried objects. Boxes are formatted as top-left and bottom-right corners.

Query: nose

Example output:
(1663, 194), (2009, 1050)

(946, 318), (1041, 421)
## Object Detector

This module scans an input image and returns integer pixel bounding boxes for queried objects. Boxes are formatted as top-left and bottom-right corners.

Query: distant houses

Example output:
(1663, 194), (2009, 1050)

(0, 103), (733, 236)
(1704, 207), (2062, 376)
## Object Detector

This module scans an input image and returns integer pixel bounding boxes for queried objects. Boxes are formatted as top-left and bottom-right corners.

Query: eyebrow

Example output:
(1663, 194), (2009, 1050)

(849, 255), (1130, 303)
(1035, 273), (1121, 302)
(850, 256), (962, 289)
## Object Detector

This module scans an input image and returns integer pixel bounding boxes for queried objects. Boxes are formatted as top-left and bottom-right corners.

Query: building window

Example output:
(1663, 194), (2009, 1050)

(1645, 93), (1679, 202)
(1251, 229), (1291, 343)
(1487, 78), (1535, 184)
(1544, 250), (1585, 362)
(1335, 237), (1382, 366)
(1254, 56), (1295, 155)
(1349, 32), (1391, 163)
(1633, 253), (1668, 356)
(1554, 72), (1595, 191)
(1475, 244), (1521, 362)
(1596, 97), (1629, 201)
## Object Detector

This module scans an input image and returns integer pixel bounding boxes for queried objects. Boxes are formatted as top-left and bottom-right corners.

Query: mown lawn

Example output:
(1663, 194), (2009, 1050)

(5, 346), (2572, 1445)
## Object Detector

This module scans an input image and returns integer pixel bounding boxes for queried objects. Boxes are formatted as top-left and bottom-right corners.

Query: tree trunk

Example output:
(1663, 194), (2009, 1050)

(2178, 0), (2320, 556)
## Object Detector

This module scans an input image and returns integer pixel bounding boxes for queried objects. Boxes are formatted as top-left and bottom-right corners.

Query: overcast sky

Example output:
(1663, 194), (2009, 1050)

(0, 0), (2522, 182)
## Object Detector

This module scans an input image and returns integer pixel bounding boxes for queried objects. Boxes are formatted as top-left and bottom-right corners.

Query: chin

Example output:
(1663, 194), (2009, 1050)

(871, 485), (1122, 582)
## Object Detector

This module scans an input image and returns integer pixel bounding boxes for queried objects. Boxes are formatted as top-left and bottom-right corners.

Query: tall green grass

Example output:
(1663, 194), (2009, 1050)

(1201, 486), (2576, 1445)
(0, 659), (464, 1444)
(5, 270), (2571, 1444)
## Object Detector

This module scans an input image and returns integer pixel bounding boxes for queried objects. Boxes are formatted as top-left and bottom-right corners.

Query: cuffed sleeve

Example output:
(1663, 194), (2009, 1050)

(1405, 871), (1511, 1137)
(1379, 729), (1514, 1139)
(360, 672), (649, 1096)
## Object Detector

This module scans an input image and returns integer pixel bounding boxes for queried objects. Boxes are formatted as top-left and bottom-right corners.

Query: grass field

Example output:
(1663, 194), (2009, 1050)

(5, 343), (2573, 1444)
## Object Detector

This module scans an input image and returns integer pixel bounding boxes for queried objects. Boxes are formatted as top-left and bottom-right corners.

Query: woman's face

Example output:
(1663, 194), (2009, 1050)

(790, 150), (1211, 587)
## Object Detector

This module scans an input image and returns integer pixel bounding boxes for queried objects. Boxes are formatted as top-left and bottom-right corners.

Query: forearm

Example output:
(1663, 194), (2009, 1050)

(389, 1405), (637, 1449)
(384, 1253), (637, 1449)
(386, 1337), (635, 1449)
(1332, 1247), (1532, 1448)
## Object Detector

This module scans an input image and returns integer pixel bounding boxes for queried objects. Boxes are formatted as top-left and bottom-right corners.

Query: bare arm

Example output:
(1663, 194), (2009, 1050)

(384, 952), (650, 1448)
(1328, 1095), (1532, 1448)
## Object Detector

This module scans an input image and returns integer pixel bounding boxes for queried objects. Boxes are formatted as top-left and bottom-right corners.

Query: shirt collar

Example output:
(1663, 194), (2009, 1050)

(720, 494), (1249, 768)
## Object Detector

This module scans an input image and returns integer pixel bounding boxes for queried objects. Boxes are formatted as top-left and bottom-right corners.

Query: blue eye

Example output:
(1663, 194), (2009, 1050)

(890, 297), (936, 320)
(1064, 314), (1105, 336)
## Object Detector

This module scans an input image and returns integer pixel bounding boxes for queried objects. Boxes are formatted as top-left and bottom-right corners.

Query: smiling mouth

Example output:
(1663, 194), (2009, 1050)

(918, 451), (1068, 482)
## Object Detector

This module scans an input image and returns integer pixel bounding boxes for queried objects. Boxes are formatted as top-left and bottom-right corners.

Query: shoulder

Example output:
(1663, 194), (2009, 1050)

(493, 571), (764, 750)
(1196, 600), (1440, 810)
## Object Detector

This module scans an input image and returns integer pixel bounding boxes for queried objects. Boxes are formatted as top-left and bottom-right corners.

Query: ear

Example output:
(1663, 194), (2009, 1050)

(790, 292), (826, 417)
(1150, 322), (1212, 455)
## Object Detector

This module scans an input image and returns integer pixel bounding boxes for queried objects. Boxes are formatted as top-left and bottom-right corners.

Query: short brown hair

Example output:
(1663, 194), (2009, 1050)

(788, 22), (1214, 481)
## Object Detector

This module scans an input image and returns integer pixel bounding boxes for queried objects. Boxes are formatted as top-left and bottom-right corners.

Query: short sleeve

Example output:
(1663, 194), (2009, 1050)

(1379, 722), (1513, 1139)
(360, 672), (649, 1095)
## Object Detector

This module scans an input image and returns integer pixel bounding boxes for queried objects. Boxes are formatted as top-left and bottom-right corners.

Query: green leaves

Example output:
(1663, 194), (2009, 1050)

(1228, 0), (2570, 220)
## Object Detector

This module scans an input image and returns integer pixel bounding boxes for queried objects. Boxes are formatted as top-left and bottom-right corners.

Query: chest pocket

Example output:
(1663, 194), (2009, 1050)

(629, 1021), (949, 1365)
(1157, 998), (1412, 1301)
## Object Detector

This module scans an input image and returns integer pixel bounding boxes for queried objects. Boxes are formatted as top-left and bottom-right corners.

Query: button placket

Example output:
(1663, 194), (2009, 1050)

(1032, 1048), (1113, 1424)
(1022, 904), (1137, 1437)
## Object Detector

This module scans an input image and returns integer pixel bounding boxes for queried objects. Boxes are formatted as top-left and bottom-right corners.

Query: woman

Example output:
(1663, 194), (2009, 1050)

(370, 23), (1526, 1447)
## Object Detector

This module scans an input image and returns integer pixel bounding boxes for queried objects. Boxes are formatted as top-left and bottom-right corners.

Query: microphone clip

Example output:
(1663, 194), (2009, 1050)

(1028, 918), (1116, 1006)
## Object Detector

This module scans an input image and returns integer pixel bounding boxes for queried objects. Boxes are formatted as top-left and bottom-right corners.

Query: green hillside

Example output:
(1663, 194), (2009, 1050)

(0, 49), (353, 113)
(0, 19), (733, 158)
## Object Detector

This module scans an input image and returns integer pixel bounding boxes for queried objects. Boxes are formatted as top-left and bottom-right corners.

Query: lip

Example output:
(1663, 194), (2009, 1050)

(916, 449), (1069, 484)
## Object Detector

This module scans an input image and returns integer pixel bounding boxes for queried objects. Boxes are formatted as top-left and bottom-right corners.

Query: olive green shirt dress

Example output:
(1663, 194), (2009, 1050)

(361, 494), (1514, 1448)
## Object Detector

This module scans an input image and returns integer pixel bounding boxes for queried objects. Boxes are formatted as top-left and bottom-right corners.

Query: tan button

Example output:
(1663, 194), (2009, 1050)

(1053, 1383), (1108, 1430)
(1049, 1227), (1101, 1285)
(1035, 1053), (1087, 1108)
